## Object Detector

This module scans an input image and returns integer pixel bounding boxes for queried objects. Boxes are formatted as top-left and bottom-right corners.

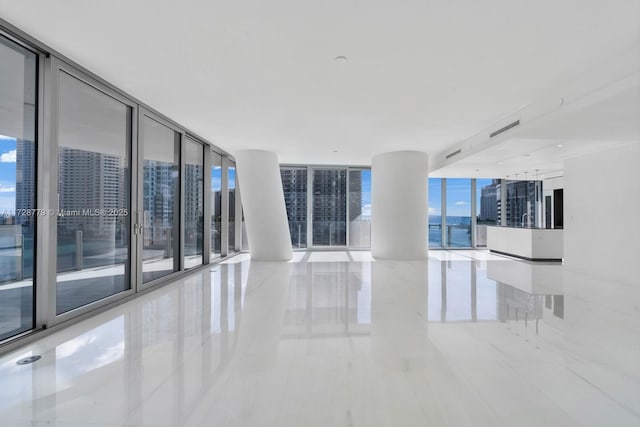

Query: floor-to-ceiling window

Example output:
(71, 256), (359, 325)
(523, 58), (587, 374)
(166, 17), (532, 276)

(428, 178), (443, 248)
(445, 178), (472, 247)
(0, 35), (37, 340)
(184, 138), (204, 269)
(0, 23), (247, 349)
(505, 180), (542, 228)
(228, 161), (236, 253)
(56, 70), (132, 314)
(141, 115), (180, 283)
(281, 166), (371, 249)
(312, 168), (347, 247)
(281, 167), (308, 248)
(210, 151), (222, 259)
(476, 179), (500, 247)
(348, 169), (371, 248)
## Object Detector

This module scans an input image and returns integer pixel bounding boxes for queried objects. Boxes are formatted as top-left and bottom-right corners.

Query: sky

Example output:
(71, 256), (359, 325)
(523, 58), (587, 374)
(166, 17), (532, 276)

(0, 135), (17, 212)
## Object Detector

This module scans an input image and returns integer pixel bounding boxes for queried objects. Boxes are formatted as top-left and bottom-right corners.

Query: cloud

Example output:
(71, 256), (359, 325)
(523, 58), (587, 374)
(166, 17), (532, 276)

(0, 150), (16, 163)
(0, 185), (16, 193)
(455, 201), (467, 205)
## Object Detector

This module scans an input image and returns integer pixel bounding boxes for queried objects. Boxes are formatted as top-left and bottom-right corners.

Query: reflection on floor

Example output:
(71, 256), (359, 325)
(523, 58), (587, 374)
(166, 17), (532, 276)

(0, 250), (638, 426)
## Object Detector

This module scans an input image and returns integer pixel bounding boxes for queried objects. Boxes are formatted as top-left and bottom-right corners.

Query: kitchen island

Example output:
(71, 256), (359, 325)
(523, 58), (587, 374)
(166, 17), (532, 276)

(487, 226), (563, 261)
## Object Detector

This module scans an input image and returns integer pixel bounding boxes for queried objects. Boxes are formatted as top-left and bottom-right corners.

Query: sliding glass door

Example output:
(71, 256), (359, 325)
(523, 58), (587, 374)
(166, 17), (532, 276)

(0, 34), (37, 340)
(55, 70), (132, 314)
(140, 114), (180, 283)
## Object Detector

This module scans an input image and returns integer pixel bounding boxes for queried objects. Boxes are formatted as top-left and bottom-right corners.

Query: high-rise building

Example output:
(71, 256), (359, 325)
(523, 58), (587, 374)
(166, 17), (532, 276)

(348, 171), (362, 221)
(184, 162), (204, 245)
(143, 160), (176, 245)
(15, 139), (35, 230)
(479, 179), (500, 224)
(57, 147), (126, 238)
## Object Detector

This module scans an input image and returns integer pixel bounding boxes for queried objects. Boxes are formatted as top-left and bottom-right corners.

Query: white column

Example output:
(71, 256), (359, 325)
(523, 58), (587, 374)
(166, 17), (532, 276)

(235, 150), (292, 261)
(371, 151), (428, 260)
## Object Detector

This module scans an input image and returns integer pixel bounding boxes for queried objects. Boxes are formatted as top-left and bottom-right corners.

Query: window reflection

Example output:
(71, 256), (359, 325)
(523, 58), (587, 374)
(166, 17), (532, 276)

(427, 258), (564, 336)
(282, 261), (371, 338)
(55, 316), (125, 383)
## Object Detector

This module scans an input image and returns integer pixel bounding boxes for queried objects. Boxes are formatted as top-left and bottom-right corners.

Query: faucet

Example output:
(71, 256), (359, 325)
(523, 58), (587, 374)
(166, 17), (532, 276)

(521, 213), (530, 228)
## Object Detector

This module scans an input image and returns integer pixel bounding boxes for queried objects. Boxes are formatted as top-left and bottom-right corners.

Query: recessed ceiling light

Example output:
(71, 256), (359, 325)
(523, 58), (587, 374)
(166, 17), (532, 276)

(497, 162), (503, 165)
(334, 56), (348, 64)
(557, 144), (563, 147)
(523, 154), (531, 157)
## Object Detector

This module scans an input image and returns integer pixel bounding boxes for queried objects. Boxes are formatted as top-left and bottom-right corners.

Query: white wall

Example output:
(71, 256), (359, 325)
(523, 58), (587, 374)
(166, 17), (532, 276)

(563, 143), (640, 410)
(235, 150), (292, 261)
(371, 151), (428, 260)
(564, 143), (640, 284)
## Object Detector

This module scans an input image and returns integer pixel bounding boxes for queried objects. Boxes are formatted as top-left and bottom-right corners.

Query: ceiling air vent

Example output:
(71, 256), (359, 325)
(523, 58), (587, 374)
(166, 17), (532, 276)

(445, 148), (462, 160)
(490, 120), (520, 138)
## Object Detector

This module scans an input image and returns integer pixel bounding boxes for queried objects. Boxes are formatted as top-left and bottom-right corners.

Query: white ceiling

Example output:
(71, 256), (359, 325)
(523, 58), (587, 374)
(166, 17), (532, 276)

(1, 0), (639, 168)
(434, 78), (640, 179)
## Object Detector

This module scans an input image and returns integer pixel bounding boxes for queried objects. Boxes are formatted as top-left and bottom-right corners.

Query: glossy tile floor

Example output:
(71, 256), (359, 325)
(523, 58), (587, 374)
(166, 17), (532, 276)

(1, 251), (638, 426)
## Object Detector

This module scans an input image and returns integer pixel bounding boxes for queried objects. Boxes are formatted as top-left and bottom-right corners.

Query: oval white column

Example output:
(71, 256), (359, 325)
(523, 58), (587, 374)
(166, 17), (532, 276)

(235, 150), (292, 261)
(371, 151), (428, 260)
